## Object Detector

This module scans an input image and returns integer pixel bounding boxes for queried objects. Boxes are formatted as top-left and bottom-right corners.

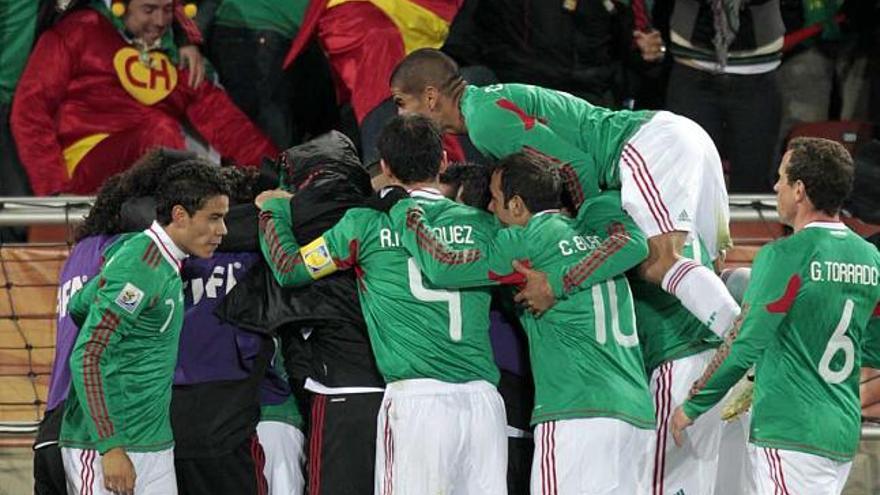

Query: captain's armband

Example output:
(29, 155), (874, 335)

(300, 236), (338, 280)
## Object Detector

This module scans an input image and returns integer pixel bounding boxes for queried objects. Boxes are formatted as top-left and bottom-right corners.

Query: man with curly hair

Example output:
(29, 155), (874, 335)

(59, 159), (229, 495)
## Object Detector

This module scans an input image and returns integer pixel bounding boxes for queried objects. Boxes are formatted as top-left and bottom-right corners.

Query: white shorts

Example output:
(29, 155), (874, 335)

(530, 417), (654, 495)
(61, 446), (177, 495)
(651, 349), (725, 495)
(715, 412), (751, 495)
(257, 421), (306, 495)
(374, 378), (507, 495)
(747, 445), (852, 495)
(619, 111), (732, 259)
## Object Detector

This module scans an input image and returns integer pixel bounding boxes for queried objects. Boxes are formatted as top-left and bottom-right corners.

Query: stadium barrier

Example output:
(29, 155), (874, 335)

(0, 194), (876, 437)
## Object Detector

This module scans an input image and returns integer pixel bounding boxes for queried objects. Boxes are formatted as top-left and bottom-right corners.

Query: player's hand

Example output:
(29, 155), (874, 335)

(633, 29), (665, 63)
(102, 447), (136, 494)
(512, 260), (555, 316)
(255, 189), (294, 209)
(178, 44), (205, 88)
(671, 406), (694, 447)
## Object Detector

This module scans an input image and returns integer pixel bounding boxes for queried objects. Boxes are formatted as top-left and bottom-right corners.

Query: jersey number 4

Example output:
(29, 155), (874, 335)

(408, 259), (462, 342)
(819, 299), (855, 384)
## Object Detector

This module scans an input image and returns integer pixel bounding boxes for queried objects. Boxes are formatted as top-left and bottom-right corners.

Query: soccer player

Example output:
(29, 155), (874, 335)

(671, 137), (880, 494)
(630, 241), (725, 495)
(255, 114), (507, 494)
(59, 161), (230, 495)
(389, 48), (740, 338)
(390, 152), (656, 492)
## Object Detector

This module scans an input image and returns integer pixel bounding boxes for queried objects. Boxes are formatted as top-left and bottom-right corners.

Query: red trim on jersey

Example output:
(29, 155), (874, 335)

(520, 146), (584, 208)
(766, 275), (802, 314)
(488, 259), (531, 286)
(259, 211), (304, 274)
(495, 98), (547, 130)
(562, 223), (629, 293)
(148, 226), (182, 271)
(404, 207), (482, 265)
(332, 239), (360, 271)
(82, 310), (121, 439)
(872, 303), (880, 317)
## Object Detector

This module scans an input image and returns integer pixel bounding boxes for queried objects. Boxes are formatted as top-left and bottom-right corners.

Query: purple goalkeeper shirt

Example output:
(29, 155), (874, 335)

(47, 234), (119, 411)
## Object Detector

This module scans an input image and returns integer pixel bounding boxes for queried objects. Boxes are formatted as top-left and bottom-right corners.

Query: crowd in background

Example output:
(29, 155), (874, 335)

(0, 0), (878, 215)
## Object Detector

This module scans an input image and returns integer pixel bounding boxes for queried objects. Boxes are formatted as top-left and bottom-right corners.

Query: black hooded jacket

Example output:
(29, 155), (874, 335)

(216, 131), (385, 391)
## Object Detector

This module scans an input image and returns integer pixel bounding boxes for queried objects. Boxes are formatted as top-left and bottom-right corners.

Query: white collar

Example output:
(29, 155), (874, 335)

(532, 209), (560, 219)
(804, 221), (847, 231)
(144, 221), (188, 272)
(407, 187), (445, 200)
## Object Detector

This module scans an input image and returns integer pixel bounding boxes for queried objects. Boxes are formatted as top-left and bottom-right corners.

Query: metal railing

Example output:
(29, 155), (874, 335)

(0, 194), (783, 226)
(0, 196), (93, 226)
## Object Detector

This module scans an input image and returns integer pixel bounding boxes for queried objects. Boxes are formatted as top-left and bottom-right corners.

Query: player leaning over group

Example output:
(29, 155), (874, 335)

(389, 152), (657, 493)
(59, 161), (230, 495)
(255, 114), (507, 494)
(672, 138), (880, 494)
(389, 48), (739, 339)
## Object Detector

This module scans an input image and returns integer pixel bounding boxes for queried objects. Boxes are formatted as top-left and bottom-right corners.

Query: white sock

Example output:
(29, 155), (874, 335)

(662, 258), (741, 337)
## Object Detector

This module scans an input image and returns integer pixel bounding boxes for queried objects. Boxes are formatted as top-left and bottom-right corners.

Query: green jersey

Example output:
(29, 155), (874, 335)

(631, 236), (722, 372)
(684, 223), (880, 461)
(214, 0), (309, 38)
(261, 396), (304, 429)
(391, 193), (654, 428)
(461, 84), (654, 207)
(258, 190), (499, 385)
(61, 224), (186, 453)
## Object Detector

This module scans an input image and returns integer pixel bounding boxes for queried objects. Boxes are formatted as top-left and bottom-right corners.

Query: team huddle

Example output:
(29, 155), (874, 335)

(50, 49), (879, 495)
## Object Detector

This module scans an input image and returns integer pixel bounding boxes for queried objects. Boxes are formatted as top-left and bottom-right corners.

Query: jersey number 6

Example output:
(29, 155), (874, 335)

(818, 299), (855, 384)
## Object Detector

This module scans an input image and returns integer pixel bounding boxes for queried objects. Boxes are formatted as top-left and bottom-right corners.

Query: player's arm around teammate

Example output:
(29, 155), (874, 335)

(389, 153), (648, 312)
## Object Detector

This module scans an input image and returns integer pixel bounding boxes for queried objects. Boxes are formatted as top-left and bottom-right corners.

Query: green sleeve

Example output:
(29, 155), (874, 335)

(390, 198), (523, 289)
(258, 197), (363, 287)
(683, 246), (794, 419)
(863, 306), (880, 369)
(69, 277), (99, 327)
(68, 255), (161, 453)
(468, 103), (601, 198)
(548, 192), (649, 299)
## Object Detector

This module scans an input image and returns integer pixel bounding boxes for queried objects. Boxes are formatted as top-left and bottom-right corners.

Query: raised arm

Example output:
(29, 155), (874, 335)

(257, 195), (362, 288)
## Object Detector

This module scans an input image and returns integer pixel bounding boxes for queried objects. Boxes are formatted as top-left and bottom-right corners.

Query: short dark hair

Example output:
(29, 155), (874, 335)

(494, 152), (561, 213)
(155, 160), (230, 224)
(377, 114), (443, 184)
(440, 162), (492, 210)
(390, 48), (465, 98)
(786, 137), (854, 215)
